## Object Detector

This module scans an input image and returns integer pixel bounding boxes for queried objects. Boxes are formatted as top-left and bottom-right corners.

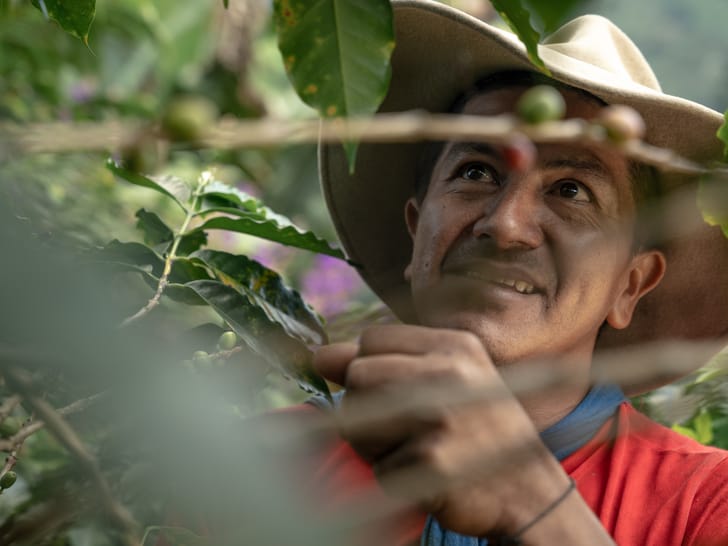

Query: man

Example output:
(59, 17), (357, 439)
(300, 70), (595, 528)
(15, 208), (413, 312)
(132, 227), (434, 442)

(305, 1), (728, 545)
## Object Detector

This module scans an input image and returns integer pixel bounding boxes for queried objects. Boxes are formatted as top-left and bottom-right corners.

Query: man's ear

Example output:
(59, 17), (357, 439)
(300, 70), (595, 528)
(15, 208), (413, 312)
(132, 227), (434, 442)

(606, 250), (667, 330)
(405, 197), (420, 239)
(403, 197), (420, 282)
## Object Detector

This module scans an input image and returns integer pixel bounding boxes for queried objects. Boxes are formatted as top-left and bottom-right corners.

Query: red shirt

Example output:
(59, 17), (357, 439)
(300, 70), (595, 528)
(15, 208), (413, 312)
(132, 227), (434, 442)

(302, 402), (728, 546)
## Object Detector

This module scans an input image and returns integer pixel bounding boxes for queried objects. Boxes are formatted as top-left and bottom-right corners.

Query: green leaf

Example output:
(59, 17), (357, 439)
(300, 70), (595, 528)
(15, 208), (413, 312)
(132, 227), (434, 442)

(717, 109), (728, 162)
(134, 209), (207, 256)
(223, 0), (229, 8)
(91, 241), (211, 305)
(186, 280), (332, 400)
(31, 0), (96, 45)
(136, 209), (173, 247)
(106, 159), (190, 212)
(697, 173), (728, 239)
(490, 0), (548, 73)
(192, 215), (344, 259)
(199, 181), (263, 212)
(141, 526), (208, 546)
(194, 184), (344, 257)
(273, 0), (395, 171)
(522, 0), (583, 33)
(693, 410), (714, 445)
(190, 249), (326, 345)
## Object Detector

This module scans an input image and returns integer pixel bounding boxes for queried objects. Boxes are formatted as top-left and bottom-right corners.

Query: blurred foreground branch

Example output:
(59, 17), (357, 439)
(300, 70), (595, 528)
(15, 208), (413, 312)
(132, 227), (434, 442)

(2, 367), (140, 546)
(1, 113), (717, 176)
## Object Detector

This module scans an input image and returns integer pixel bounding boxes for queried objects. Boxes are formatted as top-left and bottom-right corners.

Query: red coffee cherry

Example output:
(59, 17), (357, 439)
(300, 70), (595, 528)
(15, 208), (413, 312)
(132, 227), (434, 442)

(502, 135), (537, 173)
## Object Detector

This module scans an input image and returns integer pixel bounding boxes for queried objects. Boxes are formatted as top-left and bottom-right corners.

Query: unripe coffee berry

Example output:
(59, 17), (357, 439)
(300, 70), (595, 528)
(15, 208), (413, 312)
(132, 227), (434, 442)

(516, 85), (566, 124)
(0, 417), (22, 438)
(598, 105), (646, 142)
(0, 471), (17, 490)
(161, 96), (218, 142)
(217, 331), (237, 351)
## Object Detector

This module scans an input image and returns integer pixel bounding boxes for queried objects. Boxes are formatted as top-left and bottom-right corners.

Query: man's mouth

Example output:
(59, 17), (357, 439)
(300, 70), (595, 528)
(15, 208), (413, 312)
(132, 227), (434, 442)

(455, 270), (537, 295)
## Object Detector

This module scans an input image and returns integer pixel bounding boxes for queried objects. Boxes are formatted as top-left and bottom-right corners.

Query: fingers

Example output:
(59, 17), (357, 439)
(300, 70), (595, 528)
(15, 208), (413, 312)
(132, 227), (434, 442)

(358, 324), (488, 361)
(313, 342), (358, 386)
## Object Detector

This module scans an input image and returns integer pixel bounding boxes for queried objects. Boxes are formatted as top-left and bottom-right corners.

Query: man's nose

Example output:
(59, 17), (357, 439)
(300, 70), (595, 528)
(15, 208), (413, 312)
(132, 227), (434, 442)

(471, 182), (544, 249)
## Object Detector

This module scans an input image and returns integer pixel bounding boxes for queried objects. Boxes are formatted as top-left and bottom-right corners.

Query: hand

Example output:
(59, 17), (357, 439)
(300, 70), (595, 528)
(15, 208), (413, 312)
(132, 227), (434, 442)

(314, 324), (571, 538)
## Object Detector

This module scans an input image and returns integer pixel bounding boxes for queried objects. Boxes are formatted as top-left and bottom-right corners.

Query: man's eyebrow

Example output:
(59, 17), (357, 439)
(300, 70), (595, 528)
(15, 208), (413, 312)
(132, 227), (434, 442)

(543, 157), (611, 179)
(441, 142), (499, 160)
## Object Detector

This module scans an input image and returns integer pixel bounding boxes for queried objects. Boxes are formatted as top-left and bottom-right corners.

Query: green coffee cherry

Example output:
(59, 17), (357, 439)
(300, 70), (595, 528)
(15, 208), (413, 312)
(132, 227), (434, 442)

(0, 471), (17, 490)
(217, 331), (237, 351)
(0, 417), (22, 438)
(192, 350), (213, 370)
(598, 105), (646, 142)
(161, 95), (218, 142)
(516, 85), (566, 124)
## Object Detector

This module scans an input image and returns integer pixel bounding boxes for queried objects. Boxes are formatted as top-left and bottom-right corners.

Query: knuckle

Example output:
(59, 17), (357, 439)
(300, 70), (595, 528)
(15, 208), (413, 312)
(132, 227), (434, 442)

(344, 357), (368, 388)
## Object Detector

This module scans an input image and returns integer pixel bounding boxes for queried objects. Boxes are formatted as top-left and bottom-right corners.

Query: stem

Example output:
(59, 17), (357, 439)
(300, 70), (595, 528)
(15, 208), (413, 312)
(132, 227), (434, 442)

(120, 172), (213, 327)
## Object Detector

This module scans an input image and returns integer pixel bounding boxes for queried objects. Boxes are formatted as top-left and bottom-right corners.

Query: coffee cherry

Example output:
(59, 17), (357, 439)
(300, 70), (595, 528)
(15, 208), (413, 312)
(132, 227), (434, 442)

(598, 105), (645, 142)
(0, 471), (17, 490)
(516, 85), (566, 124)
(161, 96), (218, 142)
(192, 350), (213, 370)
(502, 135), (537, 173)
(0, 417), (22, 438)
(217, 331), (237, 351)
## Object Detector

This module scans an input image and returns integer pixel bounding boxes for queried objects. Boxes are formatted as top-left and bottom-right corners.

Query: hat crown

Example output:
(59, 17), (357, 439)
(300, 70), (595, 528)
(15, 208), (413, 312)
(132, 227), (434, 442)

(541, 15), (661, 92)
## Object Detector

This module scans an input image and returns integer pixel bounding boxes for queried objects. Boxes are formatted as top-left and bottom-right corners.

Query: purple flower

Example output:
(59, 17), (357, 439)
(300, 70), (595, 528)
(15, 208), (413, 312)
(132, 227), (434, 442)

(301, 254), (364, 317)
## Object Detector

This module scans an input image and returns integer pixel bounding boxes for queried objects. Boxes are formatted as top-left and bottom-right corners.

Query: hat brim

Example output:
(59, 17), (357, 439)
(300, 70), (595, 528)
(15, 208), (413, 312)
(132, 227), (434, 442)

(320, 0), (728, 391)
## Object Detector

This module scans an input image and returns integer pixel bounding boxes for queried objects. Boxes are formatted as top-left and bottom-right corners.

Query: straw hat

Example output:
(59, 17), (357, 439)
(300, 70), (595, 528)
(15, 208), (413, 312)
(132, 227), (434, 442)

(320, 0), (728, 375)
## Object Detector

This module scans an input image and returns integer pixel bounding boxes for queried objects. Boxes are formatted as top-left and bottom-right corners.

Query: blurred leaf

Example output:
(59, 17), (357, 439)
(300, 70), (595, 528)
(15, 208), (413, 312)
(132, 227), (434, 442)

(671, 423), (698, 442)
(718, 109), (728, 162)
(273, 0), (395, 171)
(187, 280), (331, 400)
(190, 249), (326, 345)
(523, 0), (584, 33)
(107, 160), (190, 212)
(693, 410), (714, 444)
(223, 0), (229, 9)
(192, 215), (344, 259)
(142, 526), (208, 546)
(31, 0), (95, 45)
(490, 0), (548, 73)
(697, 174), (728, 238)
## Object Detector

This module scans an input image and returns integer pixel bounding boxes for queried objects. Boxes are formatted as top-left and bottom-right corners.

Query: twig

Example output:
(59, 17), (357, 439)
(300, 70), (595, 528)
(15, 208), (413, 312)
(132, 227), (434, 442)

(0, 391), (107, 453)
(2, 367), (140, 546)
(0, 395), (21, 422)
(2, 113), (721, 176)
(119, 171), (213, 327)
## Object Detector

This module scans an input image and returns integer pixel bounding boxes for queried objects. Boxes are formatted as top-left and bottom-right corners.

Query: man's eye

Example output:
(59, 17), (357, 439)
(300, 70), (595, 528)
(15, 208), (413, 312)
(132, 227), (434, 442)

(552, 180), (591, 202)
(457, 162), (496, 183)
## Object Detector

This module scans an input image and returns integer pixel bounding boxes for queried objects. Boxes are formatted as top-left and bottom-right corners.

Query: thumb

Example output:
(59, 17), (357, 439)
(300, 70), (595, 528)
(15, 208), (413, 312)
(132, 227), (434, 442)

(313, 342), (358, 386)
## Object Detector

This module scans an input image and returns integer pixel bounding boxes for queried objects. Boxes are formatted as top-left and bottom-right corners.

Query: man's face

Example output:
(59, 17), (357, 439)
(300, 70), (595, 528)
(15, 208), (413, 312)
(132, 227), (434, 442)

(404, 86), (657, 366)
